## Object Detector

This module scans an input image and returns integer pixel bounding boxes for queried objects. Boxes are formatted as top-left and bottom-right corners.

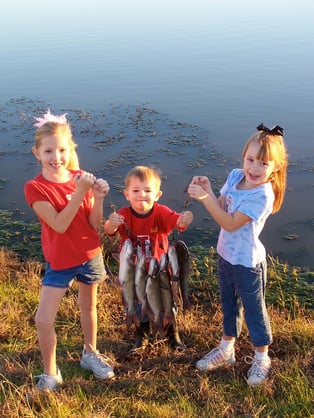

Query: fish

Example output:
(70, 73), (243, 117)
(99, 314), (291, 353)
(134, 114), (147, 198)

(159, 252), (176, 327)
(175, 240), (192, 313)
(168, 244), (180, 280)
(119, 239), (139, 327)
(145, 257), (164, 336)
(134, 251), (149, 318)
(167, 244), (180, 306)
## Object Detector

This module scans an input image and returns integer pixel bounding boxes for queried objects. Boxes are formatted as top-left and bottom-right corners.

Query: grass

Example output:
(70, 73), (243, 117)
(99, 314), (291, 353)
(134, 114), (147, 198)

(0, 232), (313, 417)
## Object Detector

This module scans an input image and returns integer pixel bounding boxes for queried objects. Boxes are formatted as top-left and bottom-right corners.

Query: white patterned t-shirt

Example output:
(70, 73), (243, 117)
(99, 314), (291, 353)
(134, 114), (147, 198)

(217, 168), (274, 268)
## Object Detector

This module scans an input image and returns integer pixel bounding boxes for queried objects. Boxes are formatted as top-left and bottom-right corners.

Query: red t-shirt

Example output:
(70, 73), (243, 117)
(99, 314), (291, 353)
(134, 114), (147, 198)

(112, 203), (184, 260)
(24, 171), (101, 270)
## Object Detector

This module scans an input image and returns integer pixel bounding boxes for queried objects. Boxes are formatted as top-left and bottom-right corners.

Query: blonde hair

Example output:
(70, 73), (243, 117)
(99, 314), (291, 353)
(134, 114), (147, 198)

(34, 122), (80, 170)
(242, 130), (288, 213)
(125, 165), (161, 190)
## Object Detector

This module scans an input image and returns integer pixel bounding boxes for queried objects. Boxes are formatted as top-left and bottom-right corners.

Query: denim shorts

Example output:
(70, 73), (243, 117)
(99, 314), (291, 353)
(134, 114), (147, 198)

(42, 253), (107, 288)
(218, 256), (272, 347)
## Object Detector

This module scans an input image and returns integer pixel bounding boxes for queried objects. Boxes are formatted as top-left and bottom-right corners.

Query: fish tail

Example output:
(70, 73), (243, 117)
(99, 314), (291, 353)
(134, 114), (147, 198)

(152, 319), (164, 338)
(126, 311), (140, 328)
(163, 313), (176, 328)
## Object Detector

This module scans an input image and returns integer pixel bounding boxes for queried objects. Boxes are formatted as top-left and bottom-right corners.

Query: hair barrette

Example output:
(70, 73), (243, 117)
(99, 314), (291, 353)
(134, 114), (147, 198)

(256, 123), (284, 136)
(33, 108), (68, 128)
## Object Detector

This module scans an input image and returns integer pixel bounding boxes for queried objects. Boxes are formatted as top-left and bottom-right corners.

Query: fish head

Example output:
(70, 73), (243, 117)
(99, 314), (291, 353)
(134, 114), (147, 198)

(120, 239), (134, 262)
(147, 256), (159, 278)
(136, 251), (146, 268)
(159, 252), (168, 272)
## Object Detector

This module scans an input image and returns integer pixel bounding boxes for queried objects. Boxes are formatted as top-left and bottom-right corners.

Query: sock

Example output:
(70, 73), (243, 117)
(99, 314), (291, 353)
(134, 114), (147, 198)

(255, 350), (269, 361)
(220, 338), (235, 352)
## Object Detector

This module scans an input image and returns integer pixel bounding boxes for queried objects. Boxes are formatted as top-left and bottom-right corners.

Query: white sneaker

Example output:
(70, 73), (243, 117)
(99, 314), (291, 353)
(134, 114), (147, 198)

(80, 346), (115, 379)
(196, 346), (236, 371)
(35, 366), (63, 391)
(247, 355), (271, 385)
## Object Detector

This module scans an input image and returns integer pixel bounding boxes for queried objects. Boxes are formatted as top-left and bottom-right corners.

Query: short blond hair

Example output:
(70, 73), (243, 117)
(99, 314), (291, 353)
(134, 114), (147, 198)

(125, 165), (161, 190)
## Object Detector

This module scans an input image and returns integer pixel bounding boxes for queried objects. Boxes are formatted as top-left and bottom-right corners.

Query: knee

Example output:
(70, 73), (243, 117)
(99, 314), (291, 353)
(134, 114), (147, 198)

(35, 311), (54, 332)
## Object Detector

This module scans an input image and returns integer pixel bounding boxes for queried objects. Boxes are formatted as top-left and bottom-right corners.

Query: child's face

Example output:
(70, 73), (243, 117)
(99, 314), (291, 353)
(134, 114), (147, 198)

(32, 134), (71, 178)
(243, 141), (276, 188)
(124, 175), (162, 214)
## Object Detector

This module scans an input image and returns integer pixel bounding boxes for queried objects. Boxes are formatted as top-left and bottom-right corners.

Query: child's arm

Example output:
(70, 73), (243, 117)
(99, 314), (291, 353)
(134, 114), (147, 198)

(188, 176), (250, 232)
(32, 171), (96, 234)
(88, 178), (110, 230)
(104, 212), (125, 235)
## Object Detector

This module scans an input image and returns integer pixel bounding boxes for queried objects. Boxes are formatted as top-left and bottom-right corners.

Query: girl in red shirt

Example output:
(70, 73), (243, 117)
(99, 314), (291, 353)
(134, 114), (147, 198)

(24, 110), (114, 391)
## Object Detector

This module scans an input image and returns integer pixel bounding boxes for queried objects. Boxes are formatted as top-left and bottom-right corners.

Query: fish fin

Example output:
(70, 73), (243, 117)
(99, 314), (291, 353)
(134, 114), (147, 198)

(126, 311), (140, 328)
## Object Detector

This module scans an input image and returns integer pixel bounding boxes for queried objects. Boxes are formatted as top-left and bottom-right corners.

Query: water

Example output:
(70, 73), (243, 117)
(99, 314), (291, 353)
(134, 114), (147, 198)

(0, 0), (313, 268)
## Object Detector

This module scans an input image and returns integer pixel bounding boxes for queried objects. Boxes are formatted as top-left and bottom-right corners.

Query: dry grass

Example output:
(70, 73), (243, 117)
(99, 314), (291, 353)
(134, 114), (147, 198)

(0, 244), (313, 418)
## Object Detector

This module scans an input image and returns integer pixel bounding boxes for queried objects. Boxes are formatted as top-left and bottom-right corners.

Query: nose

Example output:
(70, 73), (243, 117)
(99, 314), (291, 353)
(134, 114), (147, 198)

(51, 150), (62, 160)
(251, 160), (261, 171)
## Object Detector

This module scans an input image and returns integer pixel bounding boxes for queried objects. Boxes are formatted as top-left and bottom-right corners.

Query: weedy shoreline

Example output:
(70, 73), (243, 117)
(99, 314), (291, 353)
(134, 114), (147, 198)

(0, 243), (313, 417)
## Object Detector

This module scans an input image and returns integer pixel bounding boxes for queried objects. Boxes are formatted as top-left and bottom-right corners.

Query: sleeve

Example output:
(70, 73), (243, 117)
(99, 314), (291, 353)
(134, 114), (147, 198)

(238, 189), (273, 222)
(220, 169), (242, 197)
(24, 180), (50, 207)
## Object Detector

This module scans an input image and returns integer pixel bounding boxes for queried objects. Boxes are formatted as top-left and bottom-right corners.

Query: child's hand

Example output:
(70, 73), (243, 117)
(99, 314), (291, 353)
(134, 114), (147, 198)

(108, 212), (125, 229)
(73, 171), (96, 192)
(177, 210), (193, 230)
(191, 176), (211, 193)
(93, 178), (110, 199)
(188, 176), (212, 201)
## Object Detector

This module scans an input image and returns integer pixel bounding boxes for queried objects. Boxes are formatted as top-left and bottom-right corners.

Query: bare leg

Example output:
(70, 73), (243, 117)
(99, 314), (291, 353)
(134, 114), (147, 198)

(255, 345), (268, 353)
(35, 286), (66, 375)
(222, 334), (236, 342)
(78, 282), (98, 353)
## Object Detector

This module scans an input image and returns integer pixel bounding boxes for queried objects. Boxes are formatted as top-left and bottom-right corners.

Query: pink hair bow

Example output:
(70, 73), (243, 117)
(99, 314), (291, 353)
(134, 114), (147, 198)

(33, 108), (68, 128)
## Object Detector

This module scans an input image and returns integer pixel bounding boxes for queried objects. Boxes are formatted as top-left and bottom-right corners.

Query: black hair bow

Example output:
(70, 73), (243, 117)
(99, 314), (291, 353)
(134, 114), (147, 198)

(257, 123), (284, 136)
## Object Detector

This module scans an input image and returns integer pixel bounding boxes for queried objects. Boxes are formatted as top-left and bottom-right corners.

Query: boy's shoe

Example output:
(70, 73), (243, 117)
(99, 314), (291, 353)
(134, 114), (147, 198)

(127, 321), (150, 358)
(80, 346), (115, 379)
(35, 367), (63, 391)
(247, 355), (271, 385)
(196, 346), (236, 371)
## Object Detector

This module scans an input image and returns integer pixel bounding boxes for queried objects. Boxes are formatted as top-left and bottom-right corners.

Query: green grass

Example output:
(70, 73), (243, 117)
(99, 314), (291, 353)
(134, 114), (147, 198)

(0, 227), (313, 417)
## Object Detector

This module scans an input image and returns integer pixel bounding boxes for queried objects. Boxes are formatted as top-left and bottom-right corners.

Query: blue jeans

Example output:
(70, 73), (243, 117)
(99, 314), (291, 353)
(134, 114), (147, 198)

(218, 256), (272, 347)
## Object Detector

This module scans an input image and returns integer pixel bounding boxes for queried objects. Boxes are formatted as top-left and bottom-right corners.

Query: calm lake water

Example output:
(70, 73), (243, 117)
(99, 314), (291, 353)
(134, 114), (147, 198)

(0, 0), (314, 268)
